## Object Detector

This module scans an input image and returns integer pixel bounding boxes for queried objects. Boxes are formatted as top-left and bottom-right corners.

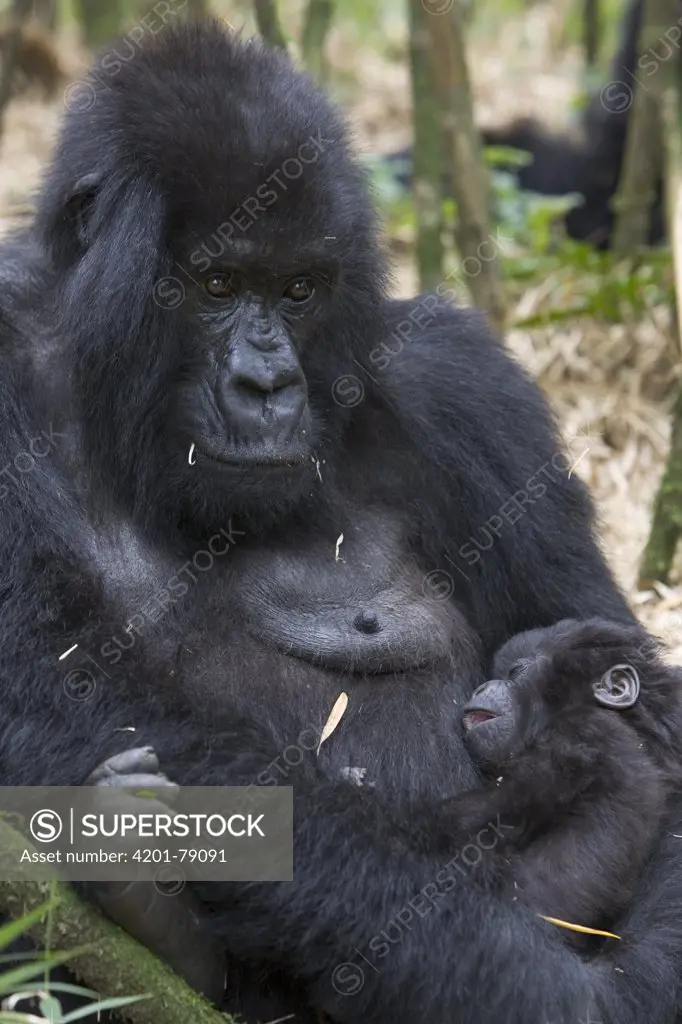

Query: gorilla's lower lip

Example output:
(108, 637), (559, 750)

(196, 449), (309, 469)
(462, 709), (499, 730)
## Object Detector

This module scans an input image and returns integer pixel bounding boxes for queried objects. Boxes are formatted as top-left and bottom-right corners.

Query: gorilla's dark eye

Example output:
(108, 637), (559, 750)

(508, 660), (528, 683)
(205, 272), (237, 299)
(283, 276), (315, 304)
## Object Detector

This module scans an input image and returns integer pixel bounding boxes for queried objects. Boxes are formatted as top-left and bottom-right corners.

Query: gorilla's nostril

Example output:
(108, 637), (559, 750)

(224, 373), (308, 442)
(234, 366), (304, 400)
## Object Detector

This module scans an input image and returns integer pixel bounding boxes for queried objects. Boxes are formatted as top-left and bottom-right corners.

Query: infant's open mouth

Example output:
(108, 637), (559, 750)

(462, 709), (499, 730)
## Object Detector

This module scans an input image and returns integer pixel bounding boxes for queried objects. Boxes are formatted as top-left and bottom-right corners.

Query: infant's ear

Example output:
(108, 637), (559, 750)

(593, 664), (640, 709)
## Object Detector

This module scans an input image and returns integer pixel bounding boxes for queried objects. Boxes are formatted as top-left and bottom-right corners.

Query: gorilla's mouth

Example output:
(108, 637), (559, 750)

(195, 448), (310, 470)
(462, 709), (499, 730)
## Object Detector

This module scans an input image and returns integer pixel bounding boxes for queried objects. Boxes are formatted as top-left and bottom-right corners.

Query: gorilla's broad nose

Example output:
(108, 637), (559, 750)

(224, 347), (308, 440)
(233, 361), (303, 399)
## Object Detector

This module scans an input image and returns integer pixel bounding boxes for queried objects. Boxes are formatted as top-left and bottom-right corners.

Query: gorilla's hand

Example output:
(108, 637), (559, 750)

(84, 747), (225, 1005)
(86, 745), (177, 792)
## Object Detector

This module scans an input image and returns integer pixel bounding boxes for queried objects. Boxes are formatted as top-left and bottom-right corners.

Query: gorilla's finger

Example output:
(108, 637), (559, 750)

(87, 746), (160, 782)
(93, 773), (179, 798)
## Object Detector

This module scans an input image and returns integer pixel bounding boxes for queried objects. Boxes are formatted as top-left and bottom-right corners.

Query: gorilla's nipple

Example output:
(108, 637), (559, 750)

(354, 610), (380, 634)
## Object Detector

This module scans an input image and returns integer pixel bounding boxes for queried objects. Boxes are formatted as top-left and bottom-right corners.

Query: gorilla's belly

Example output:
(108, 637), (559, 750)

(103, 511), (482, 790)
(226, 509), (473, 674)
(92, 506), (479, 712)
(235, 563), (466, 673)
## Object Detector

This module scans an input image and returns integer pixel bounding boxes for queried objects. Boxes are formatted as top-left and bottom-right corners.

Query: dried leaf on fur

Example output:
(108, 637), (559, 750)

(339, 766), (367, 786)
(317, 692), (349, 755)
(539, 914), (621, 940)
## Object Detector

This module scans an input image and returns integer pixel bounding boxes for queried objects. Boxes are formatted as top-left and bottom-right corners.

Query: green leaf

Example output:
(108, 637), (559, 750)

(484, 145), (533, 169)
(6, 983), (98, 1000)
(61, 995), (149, 1022)
(513, 305), (595, 328)
(39, 994), (63, 1022)
(0, 951), (85, 996)
(0, 903), (55, 953)
(0, 1013), (49, 1022)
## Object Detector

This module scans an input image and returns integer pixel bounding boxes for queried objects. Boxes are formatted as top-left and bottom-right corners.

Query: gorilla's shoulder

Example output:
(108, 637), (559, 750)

(383, 295), (510, 368)
(378, 295), (553, 429)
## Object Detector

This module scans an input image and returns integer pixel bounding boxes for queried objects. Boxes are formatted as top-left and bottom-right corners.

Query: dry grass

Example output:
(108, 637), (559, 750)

(507, 306), (682, 659)
(2, 1), (682, 655)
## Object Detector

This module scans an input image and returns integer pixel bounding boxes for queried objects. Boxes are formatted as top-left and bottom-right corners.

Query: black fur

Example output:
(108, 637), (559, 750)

(0, 19), (681, 1024)
(437, 619), (682, 938)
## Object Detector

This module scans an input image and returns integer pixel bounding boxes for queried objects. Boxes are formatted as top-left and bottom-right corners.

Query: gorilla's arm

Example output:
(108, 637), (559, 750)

(592, 810), (682, 1023)
(175, 734), (597, 1024)
(172, 714), (679, 1024)
(379, 302), (634, 650)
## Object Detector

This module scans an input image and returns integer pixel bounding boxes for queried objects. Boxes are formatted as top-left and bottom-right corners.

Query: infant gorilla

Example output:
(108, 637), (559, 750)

(446, 618), (682, 935)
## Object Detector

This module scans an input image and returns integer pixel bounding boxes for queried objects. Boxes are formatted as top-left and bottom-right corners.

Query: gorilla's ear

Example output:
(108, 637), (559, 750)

(593, 664), (640, 709)
(63, 173), (100, 249)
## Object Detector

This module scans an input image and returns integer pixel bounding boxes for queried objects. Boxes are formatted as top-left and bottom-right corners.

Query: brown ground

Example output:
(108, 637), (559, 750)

(3, 0), (681, 656)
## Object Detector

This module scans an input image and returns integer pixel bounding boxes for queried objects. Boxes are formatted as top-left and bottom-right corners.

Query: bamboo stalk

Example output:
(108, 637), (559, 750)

(408, 0), (445, 290)
(253, 0), (288, 51)
(423, 0), (505, 331)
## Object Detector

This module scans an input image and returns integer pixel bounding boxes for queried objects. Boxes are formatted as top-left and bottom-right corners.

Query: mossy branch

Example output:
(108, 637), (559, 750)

(583, 0), (600, 67)
(0, 823), (231, 1024)
(611, 0), (674, 254)
(640, 386), (682, 585)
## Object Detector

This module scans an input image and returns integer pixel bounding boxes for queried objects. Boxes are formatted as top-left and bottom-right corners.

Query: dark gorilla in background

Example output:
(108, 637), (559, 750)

(482, 0), (666, 249)
(386, 0), (667, 249)
(1, 18), (682, 1024)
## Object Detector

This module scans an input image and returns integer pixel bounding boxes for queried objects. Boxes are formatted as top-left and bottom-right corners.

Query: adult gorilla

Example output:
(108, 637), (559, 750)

(0, 19), (681, 1024)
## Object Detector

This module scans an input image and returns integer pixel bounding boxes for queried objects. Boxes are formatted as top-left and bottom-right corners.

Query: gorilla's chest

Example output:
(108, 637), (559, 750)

(182, 503), (473, 679)
(220, 510), (471, 675)
(93, 507), (478, 695)
(92, 509), (481, 791)
(183, 512), (479, 792)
